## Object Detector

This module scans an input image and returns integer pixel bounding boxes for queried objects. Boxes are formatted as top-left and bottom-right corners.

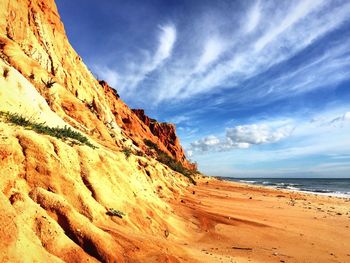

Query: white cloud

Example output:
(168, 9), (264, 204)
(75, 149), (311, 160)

(168, 115), (191, 125)
(193, 112), (350, 177)
(94, 24), (177, 94)
(190, 120), (294, 153)
(191, 135), (220, 152)
(186, 150), (193, 158)
(153, 25), (177, 67)
(244, 0), (261, 33)
(195, 37), (226, 73)
(226, 123), (293, 145)
(189, 108), (350, 159)
(125, 24), (176, 92)
(92, 65), (119, 88)
(345, 112), (350, 121)
(92, 1), (350, 106)
(303, 110), (350, 130)
(254, 0), (325, 51)
(155, 35), (229, 102)
(152, 0), (350, 103)
(329, 111), (350, 126)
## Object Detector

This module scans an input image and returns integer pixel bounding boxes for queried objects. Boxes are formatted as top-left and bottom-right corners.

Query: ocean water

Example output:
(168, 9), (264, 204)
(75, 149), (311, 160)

(224, 178), (350, 198)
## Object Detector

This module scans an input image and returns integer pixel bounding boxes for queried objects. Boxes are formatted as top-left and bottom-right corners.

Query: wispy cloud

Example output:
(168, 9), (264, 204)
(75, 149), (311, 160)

(329, 112), (350, 126)
(195, 37), (227, 73)
(92, 1), (350, 106)
(124, 24), (176, 93)
(92, 65), (119, 87)
(152, 25), (177, 68)
(93, 24), (176, 93)
(254, 0), (325, 51)
(155, 35), (229, 102)
(244, 0), (261, 34)
(60, 0), (350, 177)
(178, 0), (350, 101)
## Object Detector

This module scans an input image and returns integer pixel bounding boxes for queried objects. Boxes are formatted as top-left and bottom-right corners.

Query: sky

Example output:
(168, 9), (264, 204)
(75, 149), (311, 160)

(56, 0), (350, 178)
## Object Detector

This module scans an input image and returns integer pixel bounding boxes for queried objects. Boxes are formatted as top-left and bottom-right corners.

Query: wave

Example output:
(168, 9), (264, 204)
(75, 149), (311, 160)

(239, 180), (257, 184)
(227, 177), (350, 198)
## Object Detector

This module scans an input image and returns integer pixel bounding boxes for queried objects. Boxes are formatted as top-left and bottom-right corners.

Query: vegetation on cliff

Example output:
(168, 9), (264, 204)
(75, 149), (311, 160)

(0, 0), (200, 261)
(144, 139), (197, 185)
(0, 111), (95, 148)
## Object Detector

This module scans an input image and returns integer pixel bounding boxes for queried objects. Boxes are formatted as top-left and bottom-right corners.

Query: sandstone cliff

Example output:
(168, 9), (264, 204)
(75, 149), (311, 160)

(0, 0), (192, 169)
(132, 109), (196, 170)
(100, 81), (194, 170)
(0, 0), (199, 262)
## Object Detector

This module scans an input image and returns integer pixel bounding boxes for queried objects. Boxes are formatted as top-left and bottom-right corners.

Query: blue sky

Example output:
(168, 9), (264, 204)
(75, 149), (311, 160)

(56, 0), (350, 178)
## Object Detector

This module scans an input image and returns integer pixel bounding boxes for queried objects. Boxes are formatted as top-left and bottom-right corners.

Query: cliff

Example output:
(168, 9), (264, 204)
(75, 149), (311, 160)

(0, 0), (192, 169)
(132, 109), (196, 170)
(0, 0), (199, 262)
(100, 81), (194, 170)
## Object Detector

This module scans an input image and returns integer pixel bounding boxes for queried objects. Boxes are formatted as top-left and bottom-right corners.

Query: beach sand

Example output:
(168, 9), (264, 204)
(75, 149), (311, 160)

(162, 179), (350, 263)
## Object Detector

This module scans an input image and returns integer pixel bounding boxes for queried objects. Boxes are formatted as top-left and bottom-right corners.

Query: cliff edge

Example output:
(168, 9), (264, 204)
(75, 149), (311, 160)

(0, 0), (199, 262)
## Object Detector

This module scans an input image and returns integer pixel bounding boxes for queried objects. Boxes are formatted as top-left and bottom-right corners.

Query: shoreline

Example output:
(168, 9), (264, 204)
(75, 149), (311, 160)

(219, 177), (350, 199)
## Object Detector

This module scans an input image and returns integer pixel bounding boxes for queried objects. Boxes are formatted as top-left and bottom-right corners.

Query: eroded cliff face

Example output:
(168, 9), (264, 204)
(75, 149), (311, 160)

(0, 0), (192, 167)
(100, 81), (194, 169)
(132, 109), (196, 169)
(0, 0), (198, 262)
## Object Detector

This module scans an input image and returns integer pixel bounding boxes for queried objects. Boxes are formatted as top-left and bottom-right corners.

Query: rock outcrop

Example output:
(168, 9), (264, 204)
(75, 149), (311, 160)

(132, 109), (196, 169)
(0, 0), (198, 262)
(0, 0), (193, 167)
(100, 81), (194, 169)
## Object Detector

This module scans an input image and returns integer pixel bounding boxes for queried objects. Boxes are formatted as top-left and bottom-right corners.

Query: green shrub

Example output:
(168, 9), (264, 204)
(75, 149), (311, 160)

(3, 67), (9, 79)
(144, 139), (159, 150)
(2, 112), (32, 127)
(41, 77), (56, 88)
(0, 111), (96, 148)
(143, 139), (196, 185)
(122, 147), (132, 159)
(106, 208), (125, 218)
(29, 72), (35, 80)
(135, 150), (144, 157)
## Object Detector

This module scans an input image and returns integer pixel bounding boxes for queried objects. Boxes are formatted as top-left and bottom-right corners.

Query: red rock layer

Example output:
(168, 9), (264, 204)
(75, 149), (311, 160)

(101, 81), (195, 169)
(132, 109), (196, 170)
(0, 0), (194, 170)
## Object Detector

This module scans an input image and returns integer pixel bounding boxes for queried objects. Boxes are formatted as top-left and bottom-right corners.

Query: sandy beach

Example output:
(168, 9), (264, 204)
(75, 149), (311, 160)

(1, 1), (349, 262)
(162, 178), (350, 263)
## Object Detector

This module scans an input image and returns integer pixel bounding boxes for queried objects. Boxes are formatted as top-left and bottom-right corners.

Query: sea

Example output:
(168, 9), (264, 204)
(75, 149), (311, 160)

(223, 178), (350, 198)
